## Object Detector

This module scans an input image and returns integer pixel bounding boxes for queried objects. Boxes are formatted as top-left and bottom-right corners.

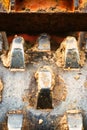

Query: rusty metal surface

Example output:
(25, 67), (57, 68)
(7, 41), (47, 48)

(0, 1), (87, 129)
(0, 12), (87, 33)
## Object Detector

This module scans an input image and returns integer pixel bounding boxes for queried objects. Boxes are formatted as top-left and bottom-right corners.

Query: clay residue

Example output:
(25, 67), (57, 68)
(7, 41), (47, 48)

(67, 109), (81, 114)
(53, 75), (67, 107)
(57, 110), (82, 130)
(27, 75), (38, 107)
(54, 37), (85, 68)
(0, 0), (10, 11)
(27, 69), (67, 108)
(74, 75), (80, 80)
(54, 42), (65, 68)
(54, 37), (69, 67)
(79, 0), (87, 10)
(0, 79), (3, 102)
(24, 53), (30, 64)
(84, 76), (87, 88)
(84, 81), (87, 88)
(57, 114), (68, 130)
(1, 51), (11, 68)
(79, 50), (86, 67)
(1, 50), (29, 68)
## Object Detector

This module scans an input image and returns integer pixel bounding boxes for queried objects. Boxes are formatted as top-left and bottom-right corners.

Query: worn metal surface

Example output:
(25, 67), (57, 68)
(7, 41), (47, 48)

(37, 34), (51, 51)
(0, 1), (87, 130)
(27, 63), (87, 130)
(8, 114), (23, 130)
(37, 68), (52, 90)
(67, 111), (83, 130)
(65, 37), (80, 68)
(36, 66), (53, 109)
(10, 36), (25, 71)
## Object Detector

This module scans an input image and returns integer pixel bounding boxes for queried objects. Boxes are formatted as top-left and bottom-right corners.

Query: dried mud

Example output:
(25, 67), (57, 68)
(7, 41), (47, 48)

(27, 66), (67, 108)
(54, 37), (86, 68)
(57, 114), (68, 130)
(0, 79), (3, 102)
(0, 0), (9, 10)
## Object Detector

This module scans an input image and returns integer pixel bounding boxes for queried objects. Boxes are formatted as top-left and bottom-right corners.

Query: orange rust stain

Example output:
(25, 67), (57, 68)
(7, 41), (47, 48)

(1, 0), (10, 10)
(8, 36), (14, 44)
(16, 0), (57, 11)
(15, 0), (75, 11)
(52, 35), (65, 43)
(58, 0), (74, 11)
(8, 34), (38, 43)
(20, 34), (38, 42)
(8, 34), (65, 45)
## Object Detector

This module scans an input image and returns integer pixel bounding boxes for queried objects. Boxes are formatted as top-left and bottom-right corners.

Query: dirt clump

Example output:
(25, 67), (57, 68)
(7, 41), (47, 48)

(53, 75), (67, 107)
(54, 37), (85, 68)
(1, 51), (11, 68)
(57, 114), (68, 130)
(27, 70), (67, 108)
(0, 79), (3, 102)
(0, 0), (10, 10)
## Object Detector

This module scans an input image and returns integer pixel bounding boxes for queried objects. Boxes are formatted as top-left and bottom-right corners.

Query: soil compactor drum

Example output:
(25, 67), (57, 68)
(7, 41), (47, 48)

(0, 0), (87, 130)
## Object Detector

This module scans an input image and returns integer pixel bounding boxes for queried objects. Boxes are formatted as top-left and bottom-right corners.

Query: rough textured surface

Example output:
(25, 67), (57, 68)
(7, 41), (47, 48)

(0, 13), (87, 33)
(0, 0), (9, 11)
(0, 33), (87, 129)
(35, 66), (55, 90)
(1, 51), (11, 68)
(0, 0), (85, 12)
(54, 37), (85, 68)
(0, 49), (87, 129)
(27, 60), (67, 108)
(15, 0), (74, 12)
(1, 51), (29, 68)
(0, 79), (3, 102)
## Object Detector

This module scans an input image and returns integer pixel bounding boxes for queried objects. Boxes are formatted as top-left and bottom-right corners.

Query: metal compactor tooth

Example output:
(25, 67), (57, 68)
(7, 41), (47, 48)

(7, 114), (23, 130)
(65, 36), (80, 68)
(67, 110), (83, 130)
(36, 66), (55, 109)
(37, 33), (51, 51)
(10, 36), (25, 71)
